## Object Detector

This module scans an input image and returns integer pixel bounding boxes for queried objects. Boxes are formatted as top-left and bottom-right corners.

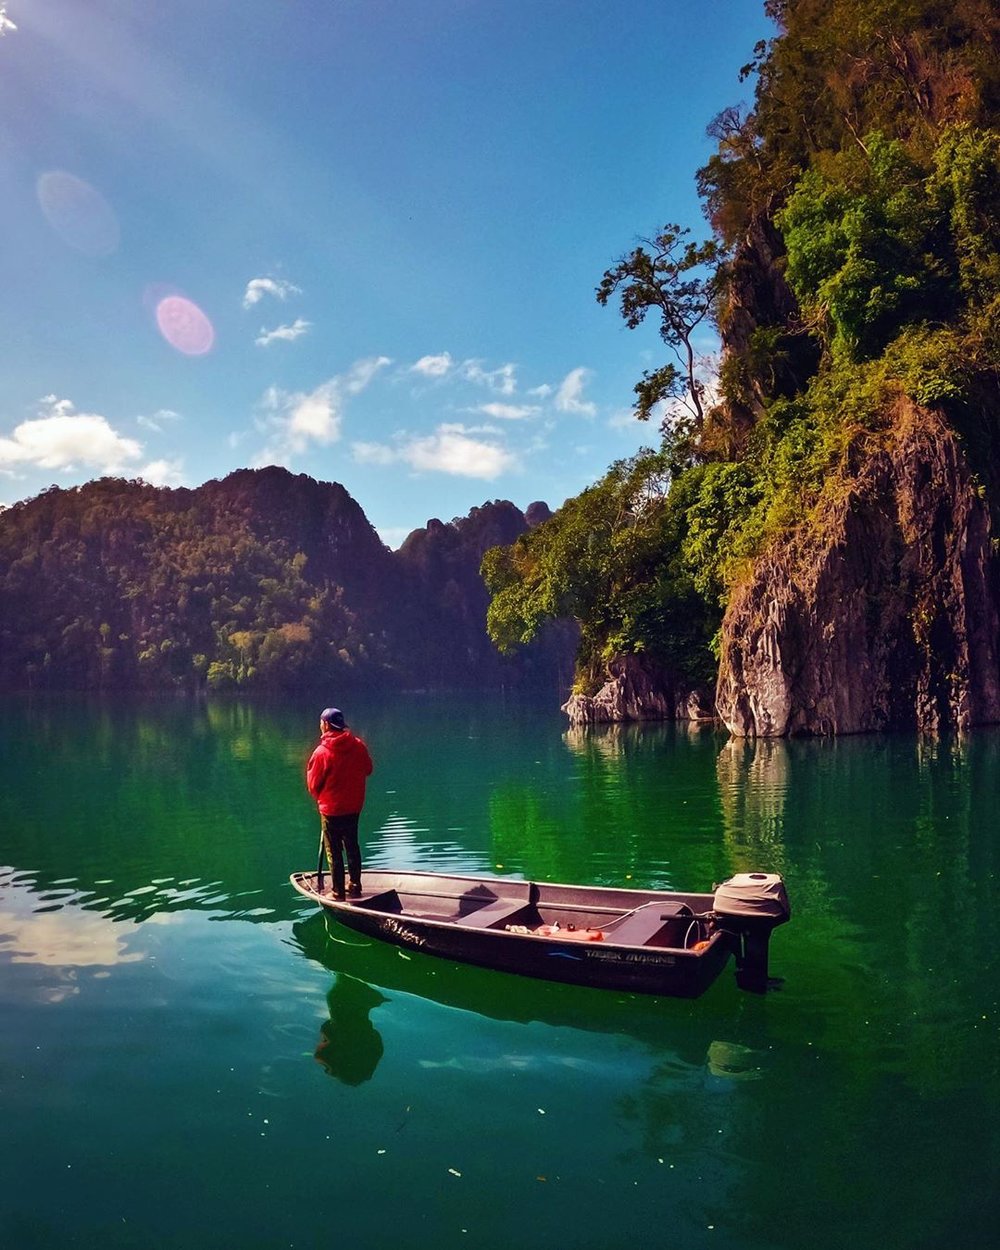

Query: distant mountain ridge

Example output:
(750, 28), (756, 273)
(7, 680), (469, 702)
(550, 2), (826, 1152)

(0, 466), (572, 694)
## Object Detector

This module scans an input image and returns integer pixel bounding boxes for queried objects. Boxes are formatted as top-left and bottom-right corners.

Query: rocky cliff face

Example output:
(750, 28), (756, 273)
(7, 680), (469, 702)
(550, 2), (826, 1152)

(716, 400), (1000, 736)
(394, 499), (574, 692)
(562, 654), (715, 726)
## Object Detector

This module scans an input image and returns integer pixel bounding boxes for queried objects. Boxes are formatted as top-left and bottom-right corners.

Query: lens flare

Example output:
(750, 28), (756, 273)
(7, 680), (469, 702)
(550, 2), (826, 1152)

(37, 171), (120, 257)
(155, 296), (215, 356)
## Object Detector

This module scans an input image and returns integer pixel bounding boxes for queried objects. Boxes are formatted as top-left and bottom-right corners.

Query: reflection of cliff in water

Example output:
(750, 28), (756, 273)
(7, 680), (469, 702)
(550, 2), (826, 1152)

(716, 730), (1000, 1101)
(490, 721), (729, 888)
(715, 736), (791, 875)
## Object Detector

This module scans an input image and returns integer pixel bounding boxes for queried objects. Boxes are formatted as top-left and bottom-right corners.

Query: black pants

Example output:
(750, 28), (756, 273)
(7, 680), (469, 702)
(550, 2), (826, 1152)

(321, 812), (362, 895)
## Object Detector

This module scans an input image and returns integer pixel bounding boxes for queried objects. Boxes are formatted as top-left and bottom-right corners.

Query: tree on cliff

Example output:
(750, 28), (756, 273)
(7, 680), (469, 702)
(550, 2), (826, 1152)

(596, 225), (727, 431)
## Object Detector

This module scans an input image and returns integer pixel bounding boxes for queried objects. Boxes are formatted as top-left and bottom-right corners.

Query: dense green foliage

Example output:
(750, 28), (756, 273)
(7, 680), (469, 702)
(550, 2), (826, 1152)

(484, 0), (1000, 693)
(482, 450), (719, 692)
(0, 468), (570, 693)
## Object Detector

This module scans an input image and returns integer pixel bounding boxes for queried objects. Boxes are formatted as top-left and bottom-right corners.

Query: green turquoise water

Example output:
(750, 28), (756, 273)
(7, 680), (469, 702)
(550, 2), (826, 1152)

(1, 696), (998, 1250)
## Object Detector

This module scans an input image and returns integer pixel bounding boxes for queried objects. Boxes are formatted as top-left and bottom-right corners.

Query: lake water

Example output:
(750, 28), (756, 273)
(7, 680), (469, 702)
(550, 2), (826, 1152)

(1, 695), (998, 1250)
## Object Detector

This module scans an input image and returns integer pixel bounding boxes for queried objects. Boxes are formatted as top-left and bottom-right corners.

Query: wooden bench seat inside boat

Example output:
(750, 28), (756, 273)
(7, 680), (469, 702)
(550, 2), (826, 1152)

(602, 901), (694, 947)
(453, 898), (533, 929)
(350, 889), (403, 913)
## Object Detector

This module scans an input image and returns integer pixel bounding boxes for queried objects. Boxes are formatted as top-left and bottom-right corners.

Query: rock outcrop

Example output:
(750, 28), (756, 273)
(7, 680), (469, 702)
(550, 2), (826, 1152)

(562, 653), (715, 726)
(716, 401), (1000, 736)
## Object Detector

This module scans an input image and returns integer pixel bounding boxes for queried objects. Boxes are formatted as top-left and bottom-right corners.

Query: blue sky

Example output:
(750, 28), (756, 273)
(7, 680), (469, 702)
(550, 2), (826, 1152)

(0, 0), (771, 545)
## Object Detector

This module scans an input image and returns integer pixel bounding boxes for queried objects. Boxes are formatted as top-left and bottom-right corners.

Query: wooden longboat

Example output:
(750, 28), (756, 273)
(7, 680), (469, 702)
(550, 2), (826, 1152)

(289, 868), (790, 998)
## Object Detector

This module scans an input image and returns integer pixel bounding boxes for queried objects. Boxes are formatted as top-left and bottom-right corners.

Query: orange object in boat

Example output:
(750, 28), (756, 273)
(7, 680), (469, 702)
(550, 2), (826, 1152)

(534, 924), (604, 941)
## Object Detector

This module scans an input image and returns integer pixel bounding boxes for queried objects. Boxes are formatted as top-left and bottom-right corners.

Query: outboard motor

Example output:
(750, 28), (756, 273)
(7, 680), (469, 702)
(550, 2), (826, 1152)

(712, 873), (790, 993)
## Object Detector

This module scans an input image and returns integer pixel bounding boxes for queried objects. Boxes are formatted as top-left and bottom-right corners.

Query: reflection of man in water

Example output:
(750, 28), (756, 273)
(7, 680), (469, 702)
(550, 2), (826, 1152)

(306, 706), (374, 900)
(314, 974), (388, 1086)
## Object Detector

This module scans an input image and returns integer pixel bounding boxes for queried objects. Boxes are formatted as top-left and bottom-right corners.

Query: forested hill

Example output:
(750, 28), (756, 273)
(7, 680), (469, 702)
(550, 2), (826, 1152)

(0, 466), (571, 693)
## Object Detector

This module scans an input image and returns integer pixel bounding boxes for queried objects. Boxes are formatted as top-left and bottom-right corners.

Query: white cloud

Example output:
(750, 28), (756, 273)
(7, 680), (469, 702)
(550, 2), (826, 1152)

(255, 318), (312, 347)
(477, 402), (539, 420)
(375, 525), (412, 550)
(411, 352), (453, 378)
(352, 441), (397, 466)
(607, 407), (637, 430)
(0, 398), (142, 473)
(1, 8), (17, 37)
(528, 383), (553, 398)
(345, 355), (392, 394)
(140, 458), (186, 487)
(251, 381), (342, 468)
(555, 367), (596, 416)
(252, 357), (390, 465)
(462, 360), (518, 395)
(352, 423), (516, 480)
(242, 276), (301, 310)
(137, 408), (182, 434)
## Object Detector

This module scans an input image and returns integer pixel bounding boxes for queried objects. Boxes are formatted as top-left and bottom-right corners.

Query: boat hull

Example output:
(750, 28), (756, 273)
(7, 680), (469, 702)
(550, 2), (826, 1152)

(290, 868), (735, 998)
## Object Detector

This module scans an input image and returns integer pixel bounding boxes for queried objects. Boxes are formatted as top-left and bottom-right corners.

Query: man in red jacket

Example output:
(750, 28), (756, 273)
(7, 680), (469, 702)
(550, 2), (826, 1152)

(306, 707), (374, 900)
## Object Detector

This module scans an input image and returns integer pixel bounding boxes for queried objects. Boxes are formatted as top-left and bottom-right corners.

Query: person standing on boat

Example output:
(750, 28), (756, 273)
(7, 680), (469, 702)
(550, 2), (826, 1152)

(306, 707), (374, 901)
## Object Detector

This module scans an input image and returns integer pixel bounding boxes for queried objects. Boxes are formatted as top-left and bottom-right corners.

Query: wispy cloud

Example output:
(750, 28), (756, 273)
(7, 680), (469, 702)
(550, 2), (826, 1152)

(462, 360), (518, 395)
(554, 367), (596, 416)
(353, 423), (516, 480)
(476, 402), (539, 420)
(137, 408), (182, 434)
(345, 355), (392, 394)
(251, 357), (390, 466)
(242, 276), (301, 310)
(255, 318), (312, 348)
(0, 7), (17, 37)
(411, 352), (453, 378)
(254, 381), (342, 466)
(0, 397), (142, 473)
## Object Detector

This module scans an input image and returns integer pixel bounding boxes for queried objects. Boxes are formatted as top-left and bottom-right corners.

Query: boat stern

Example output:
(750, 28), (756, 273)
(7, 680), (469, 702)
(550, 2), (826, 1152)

(711, 873), (790, 992)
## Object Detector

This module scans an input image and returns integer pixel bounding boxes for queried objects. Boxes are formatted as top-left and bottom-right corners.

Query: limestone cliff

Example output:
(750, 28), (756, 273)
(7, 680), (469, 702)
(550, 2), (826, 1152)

(716, 400), (1000, 735)
(562, 654), (715, 726)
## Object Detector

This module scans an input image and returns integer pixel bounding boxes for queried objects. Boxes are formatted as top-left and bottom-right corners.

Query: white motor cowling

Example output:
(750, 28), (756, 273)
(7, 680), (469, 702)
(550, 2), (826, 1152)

(713, 872), (790, 922)
(712, 873), (790, 992)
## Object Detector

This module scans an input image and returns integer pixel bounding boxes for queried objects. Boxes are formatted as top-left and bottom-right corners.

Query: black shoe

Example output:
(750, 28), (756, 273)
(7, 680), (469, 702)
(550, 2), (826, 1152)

(331, 890), (346, 901)
(347, 882), (362, 898)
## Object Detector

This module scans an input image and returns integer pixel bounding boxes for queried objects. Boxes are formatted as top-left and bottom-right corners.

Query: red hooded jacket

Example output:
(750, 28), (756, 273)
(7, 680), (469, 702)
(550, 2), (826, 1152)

(306, 729), (374, 816)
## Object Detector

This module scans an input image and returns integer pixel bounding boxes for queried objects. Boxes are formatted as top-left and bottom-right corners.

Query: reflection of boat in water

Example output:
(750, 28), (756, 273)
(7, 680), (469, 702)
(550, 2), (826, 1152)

(290, 868), (790, 997)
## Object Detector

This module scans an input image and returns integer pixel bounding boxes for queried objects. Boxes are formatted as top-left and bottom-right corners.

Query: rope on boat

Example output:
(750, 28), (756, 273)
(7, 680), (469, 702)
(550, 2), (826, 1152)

(322, 912), (373, 948)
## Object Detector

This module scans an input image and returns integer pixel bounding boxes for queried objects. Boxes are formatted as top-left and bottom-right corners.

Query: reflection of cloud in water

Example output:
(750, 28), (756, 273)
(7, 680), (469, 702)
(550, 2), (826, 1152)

(0, 879), (143, 968)
(418, 1053), (603, 1075)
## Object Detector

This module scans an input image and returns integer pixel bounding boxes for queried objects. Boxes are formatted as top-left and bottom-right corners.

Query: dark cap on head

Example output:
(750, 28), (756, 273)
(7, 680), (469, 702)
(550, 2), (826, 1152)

(320, 707), (346, 730)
